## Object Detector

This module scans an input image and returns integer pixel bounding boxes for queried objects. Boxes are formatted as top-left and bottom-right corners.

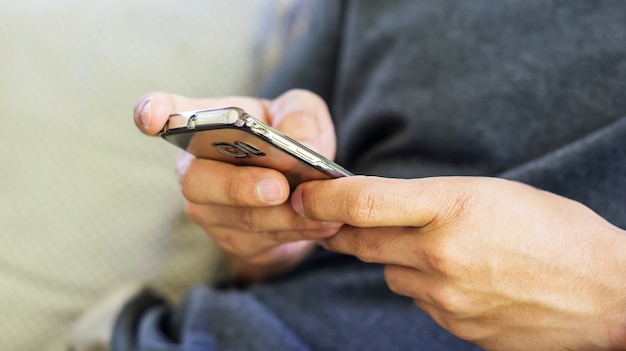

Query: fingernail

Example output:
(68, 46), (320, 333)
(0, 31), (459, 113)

(137, 97), (151, 129)
(291, 188), (304, 216)
(256, 178), (284, 203)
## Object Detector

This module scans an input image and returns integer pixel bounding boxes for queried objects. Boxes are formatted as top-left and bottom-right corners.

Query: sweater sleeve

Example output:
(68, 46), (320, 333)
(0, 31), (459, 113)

(500, 116), (626, 229)
(257, 0), (344, 105)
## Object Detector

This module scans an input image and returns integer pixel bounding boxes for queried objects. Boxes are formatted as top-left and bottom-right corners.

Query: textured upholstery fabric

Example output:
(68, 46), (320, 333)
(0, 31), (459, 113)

(0, 1), (284, 350)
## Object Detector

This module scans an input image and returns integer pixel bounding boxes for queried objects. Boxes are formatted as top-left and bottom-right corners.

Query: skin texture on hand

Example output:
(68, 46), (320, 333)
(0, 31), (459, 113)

(133, 90), (342, 282)
(135, 90), (626, 348)
(292, 176), (626, 350)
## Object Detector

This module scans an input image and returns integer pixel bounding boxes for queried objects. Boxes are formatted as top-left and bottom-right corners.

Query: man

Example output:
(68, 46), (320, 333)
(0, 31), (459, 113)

(116, 1), (626, 350)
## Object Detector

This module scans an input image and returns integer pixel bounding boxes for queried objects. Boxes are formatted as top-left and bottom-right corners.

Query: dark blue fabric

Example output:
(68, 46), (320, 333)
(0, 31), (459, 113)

(128, 253), (481, 351)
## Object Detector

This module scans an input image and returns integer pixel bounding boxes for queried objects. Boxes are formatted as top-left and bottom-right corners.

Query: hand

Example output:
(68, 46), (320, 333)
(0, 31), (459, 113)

(134, 89), (342, 282)
(291, 176), (626, 350)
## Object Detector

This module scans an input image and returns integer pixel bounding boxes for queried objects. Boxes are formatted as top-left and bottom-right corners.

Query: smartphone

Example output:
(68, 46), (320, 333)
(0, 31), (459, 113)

(159, 107), (353, 189)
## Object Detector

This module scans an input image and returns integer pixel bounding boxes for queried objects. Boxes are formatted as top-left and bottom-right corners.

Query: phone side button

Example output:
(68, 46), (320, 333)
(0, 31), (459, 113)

(296, 148), (318, 163)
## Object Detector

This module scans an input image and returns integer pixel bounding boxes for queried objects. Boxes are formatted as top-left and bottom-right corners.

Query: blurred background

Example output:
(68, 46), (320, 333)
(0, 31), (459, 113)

(0, 1), (293, 349)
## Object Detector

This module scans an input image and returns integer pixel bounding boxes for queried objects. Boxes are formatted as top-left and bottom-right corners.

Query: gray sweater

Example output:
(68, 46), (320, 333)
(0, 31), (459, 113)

(113, 1), (625, 350)
(261, 0), (626, 228)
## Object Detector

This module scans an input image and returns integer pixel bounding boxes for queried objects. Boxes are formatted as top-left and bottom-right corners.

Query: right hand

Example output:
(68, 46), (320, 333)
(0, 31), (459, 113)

(133, 89), (343, 282)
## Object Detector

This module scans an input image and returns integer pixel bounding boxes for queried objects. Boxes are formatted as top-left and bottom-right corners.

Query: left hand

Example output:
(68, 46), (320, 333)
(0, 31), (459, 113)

(133, 90), (341, 282)
(291, 176), (626, 350)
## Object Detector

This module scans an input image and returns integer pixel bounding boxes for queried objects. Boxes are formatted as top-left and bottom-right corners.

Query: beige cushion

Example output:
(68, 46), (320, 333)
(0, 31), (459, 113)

(0, 1), (285, 350)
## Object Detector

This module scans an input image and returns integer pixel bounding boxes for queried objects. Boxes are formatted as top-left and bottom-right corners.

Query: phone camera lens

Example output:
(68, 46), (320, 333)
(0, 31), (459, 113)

(213, 143), (249, 158)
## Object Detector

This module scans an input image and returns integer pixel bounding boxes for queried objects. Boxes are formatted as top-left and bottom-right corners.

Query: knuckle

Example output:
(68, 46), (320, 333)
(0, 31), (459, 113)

(349, 230), (379, 263)
(345, 185), (383, 225)
(437, 180), (481, 225)
(449, 190), (477, 222)
(224, 173), (248, 203)
(422, 241), (467, 278)
(427, 285), (470, 316)
(239, 208), (258, 232)
(384, 265), (412, 297)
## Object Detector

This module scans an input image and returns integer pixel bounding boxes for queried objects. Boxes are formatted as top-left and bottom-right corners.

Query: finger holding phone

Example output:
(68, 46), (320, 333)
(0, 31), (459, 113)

(291, 176), (626, 350)
(133, 89), (343, 282)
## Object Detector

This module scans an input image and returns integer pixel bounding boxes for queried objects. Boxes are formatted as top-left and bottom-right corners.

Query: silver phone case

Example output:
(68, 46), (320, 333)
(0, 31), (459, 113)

(160, 107), (352, 188)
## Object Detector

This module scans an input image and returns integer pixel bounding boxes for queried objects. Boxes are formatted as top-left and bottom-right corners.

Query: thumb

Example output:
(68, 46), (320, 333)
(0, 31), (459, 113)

(291, 176), (472, 228)
(268, 89), (336, 160)
(133, 92), (267, 136)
